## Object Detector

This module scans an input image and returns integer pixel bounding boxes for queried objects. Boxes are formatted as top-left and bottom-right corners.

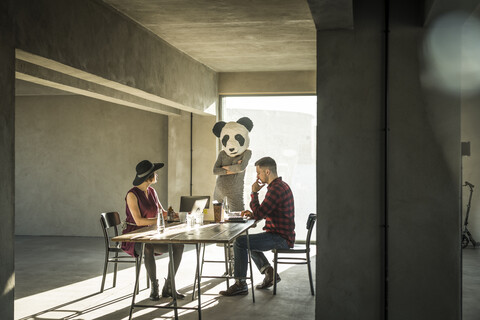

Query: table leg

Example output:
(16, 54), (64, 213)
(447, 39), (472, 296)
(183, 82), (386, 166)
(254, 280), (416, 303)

(246, 230), (255, 303)
(196, 243), (202, 320)
(168, 244), (179, 320)
(129, 243), (144, 320)
(192, 243), (206, 301)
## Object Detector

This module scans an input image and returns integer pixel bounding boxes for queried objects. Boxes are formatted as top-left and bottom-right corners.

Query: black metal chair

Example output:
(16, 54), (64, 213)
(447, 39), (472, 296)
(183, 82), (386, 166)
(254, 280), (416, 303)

(100, 211), (149, 293)
(272, 213), (316, 295)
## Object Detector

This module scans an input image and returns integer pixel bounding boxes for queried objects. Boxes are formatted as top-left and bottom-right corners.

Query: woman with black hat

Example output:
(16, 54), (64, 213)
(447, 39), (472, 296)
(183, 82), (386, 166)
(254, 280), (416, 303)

(121, 160), (185, 300)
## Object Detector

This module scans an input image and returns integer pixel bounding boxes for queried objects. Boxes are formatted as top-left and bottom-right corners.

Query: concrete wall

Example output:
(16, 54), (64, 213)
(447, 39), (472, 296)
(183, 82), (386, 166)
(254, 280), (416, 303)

(0, 0), (15, 318)
(9, 0), (219, 237)
(461, 6), (480, 244)
(191, 113), (218, 220)
(168, 111), (217, 220)
(15, 95), (168, 236)
(315, 0), (461, 319)
(462, 93), (480, 239)
(218, 71), (316, 95)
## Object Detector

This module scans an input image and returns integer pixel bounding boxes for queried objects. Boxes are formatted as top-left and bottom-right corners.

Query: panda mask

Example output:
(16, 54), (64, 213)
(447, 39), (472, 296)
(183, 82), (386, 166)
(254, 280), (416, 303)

(212, 117), (254, 158)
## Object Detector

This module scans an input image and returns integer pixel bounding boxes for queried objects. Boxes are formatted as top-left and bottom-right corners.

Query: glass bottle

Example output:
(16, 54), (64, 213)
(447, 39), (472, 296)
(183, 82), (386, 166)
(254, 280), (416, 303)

(223, 196), (230, 215)
(157, 209), (165, 233)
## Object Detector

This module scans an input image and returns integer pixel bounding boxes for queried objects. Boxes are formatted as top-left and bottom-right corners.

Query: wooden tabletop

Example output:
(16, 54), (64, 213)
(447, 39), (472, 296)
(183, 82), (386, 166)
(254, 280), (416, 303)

(112, 220), (256, 244)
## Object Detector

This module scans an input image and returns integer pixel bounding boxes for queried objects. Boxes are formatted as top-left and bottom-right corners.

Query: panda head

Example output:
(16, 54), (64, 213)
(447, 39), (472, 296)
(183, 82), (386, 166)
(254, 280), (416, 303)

(212, 117), (254, 157)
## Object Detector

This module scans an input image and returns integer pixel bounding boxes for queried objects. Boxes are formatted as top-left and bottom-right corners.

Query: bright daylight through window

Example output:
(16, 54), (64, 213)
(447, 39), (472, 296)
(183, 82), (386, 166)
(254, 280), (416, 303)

(221, 95), (317, 241)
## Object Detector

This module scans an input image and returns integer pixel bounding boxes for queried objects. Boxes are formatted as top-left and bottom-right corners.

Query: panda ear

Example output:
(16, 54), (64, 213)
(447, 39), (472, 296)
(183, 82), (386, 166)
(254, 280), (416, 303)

(212, 121), (227, 137)
(237, 117), (254, 132)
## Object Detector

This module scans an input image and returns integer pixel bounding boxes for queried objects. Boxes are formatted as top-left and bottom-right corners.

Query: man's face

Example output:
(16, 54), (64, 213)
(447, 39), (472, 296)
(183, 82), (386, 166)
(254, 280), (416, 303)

(256, 166), (269, 184)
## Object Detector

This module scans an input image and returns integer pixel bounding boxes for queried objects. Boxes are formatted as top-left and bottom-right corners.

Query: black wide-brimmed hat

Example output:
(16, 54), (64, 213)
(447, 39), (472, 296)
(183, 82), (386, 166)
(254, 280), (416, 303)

(133, 160), (164, 186)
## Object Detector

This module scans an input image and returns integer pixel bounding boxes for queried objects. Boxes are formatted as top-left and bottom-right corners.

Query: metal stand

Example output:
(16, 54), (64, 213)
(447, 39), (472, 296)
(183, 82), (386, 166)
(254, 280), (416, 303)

(462, 181), (478, 248)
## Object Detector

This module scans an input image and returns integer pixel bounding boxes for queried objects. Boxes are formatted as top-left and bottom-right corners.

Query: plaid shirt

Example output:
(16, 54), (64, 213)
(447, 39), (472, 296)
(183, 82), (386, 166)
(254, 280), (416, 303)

(250, 177), (295, 247)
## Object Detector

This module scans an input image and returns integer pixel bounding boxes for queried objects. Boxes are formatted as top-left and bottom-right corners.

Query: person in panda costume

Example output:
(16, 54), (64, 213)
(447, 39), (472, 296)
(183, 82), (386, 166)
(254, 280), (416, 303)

(212, 117), (253, 211)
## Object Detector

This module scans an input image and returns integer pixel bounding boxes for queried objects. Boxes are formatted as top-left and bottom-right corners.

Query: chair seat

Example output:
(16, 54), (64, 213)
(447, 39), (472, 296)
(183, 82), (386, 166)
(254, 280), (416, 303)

(108, 246), (124, 253)
(275, 247), (309, 254)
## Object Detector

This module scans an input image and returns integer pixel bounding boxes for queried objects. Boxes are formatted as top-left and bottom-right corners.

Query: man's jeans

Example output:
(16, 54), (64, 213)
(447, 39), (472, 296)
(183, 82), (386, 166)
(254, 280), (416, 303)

(234, 232), (289, 281)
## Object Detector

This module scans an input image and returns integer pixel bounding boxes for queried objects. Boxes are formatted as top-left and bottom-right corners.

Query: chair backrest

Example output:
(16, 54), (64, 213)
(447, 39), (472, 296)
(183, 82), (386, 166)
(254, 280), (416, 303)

(305, 213), (317, 248)
(100, 212), (121, 247)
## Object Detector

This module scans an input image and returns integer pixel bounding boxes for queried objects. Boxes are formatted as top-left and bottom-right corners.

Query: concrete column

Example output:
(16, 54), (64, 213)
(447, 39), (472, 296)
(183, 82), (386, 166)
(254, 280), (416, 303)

(315, 0), (384, 318)
(0, 1), (15, 318)
(388, 1), (461, 319)
(314, 0), (461, 319)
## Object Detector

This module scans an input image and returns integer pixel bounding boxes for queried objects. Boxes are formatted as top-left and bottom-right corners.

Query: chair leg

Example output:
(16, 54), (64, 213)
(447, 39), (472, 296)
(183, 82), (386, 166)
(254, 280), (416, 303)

(224, 243), (230, 288)
(100, 251), (109, 293)
(306, 253), (314, 295)
(273, 251), (278, 295)
(113, 252), (119, 288)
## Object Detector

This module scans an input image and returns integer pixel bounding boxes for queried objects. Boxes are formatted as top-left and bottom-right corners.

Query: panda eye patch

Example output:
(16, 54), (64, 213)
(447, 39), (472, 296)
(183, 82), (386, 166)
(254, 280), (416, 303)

(235, 134), (245, 146)
(222, 135), (229, 147)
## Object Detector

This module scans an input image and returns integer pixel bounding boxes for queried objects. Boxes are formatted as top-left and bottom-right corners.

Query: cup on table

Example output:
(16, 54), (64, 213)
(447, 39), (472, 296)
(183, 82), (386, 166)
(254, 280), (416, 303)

(179, 212), (187, 223)
(195, 212), (204, 225)
(213, 203), (223, 223)
(186, 213), (195, 227)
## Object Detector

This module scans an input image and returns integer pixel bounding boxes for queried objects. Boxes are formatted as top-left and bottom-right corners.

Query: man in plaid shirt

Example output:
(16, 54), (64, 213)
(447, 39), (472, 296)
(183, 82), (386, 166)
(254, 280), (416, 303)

(220, 157), (295, 296)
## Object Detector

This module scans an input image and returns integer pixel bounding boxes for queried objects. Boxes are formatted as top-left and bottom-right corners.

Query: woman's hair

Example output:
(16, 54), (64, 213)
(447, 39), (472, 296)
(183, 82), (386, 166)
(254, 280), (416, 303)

(255, 156), (277, 175)
(146, 172), (156, 182)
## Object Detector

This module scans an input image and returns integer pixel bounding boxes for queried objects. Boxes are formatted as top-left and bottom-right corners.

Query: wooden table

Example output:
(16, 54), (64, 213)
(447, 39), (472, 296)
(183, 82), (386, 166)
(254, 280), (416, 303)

(112, 220), (256, 320)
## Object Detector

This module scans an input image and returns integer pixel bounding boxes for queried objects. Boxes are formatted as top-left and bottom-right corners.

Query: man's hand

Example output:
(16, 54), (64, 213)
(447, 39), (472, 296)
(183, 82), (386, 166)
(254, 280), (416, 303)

(252, 179), (265, 193)
(241, 210), (253, 218)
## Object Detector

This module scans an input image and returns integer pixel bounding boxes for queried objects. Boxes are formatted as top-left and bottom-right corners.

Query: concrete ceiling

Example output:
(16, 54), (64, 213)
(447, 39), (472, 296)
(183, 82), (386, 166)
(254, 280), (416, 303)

(16, 0), (354, 96)
(103, 0), (318, 72)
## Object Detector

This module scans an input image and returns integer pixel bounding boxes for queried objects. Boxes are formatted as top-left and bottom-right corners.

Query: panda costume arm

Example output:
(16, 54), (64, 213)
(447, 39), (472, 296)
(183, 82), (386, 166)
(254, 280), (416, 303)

(213, 150), (229, 175)
(225, 149), (251, 173)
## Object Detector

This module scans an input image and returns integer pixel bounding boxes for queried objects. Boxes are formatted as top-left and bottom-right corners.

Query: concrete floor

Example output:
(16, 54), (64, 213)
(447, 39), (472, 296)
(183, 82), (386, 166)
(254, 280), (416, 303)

(462, 246), (480, 320)
(15, 235), (480, 320)
(14, 236), (316, 320)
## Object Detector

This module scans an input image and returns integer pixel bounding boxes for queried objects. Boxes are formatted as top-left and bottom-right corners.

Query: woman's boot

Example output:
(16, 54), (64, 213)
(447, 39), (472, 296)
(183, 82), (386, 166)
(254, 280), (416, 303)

(149, 279), (160, 301)
(162, 278), (185, 299)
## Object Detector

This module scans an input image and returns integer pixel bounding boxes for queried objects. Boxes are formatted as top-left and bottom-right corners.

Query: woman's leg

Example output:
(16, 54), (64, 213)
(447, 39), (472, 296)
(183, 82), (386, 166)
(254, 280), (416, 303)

(152, 243), (185, 298)
(135, 243), (157, 281)
(135, 243), (160, 300)
(152, 243), (184, 279)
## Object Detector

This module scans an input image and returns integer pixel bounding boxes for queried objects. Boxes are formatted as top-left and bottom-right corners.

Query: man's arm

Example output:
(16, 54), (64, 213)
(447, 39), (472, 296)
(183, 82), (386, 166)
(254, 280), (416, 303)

(249, 187), (279, 220)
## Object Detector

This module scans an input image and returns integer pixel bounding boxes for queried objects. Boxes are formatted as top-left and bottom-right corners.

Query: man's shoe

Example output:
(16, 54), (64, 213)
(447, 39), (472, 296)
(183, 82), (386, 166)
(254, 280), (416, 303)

(219, 281), (249, 296)
(256, 266), (281, 289)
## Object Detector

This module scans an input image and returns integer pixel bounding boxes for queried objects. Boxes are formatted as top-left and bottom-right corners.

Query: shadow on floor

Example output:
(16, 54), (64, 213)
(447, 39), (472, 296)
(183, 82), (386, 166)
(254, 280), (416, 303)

(15, 236), (316, 320)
